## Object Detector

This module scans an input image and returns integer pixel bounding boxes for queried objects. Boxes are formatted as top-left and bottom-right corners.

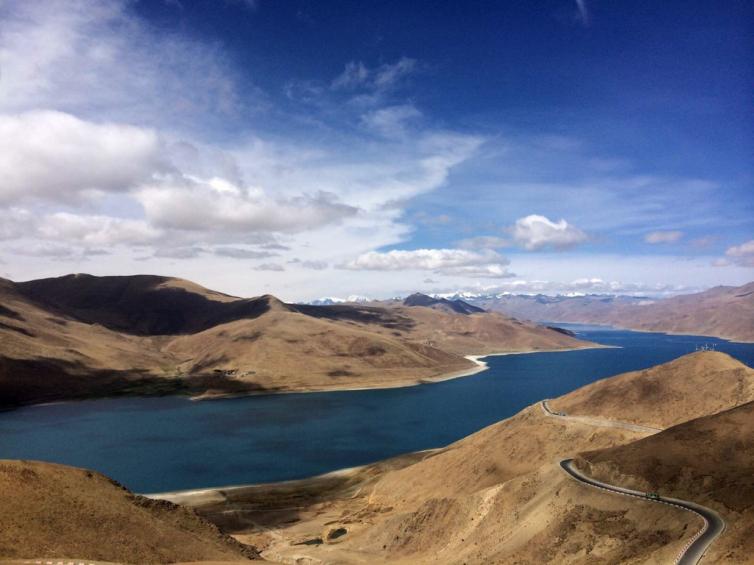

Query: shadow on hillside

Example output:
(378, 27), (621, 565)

(0, 356), (277, 410)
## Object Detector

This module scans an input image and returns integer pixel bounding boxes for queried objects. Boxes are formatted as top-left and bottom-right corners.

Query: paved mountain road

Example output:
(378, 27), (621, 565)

(540, 400), (725, 564)
(559, 459), (725, 565)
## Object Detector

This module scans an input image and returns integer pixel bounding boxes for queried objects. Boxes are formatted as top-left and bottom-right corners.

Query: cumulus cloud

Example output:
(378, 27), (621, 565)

(725, 239), (754, 267)
(0, 111), (161, 204)
(343, 248), (512, 278)
(512, 215), (588, 251)
(137, 176), (357, 233)
(37, 212), (161, 246)
(644, 230), (684, 244)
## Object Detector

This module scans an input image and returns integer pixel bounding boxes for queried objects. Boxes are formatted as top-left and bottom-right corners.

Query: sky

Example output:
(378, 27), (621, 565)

(0, 0), (752, 300)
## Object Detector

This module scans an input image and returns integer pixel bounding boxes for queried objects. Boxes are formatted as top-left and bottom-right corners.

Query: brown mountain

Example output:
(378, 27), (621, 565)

(167, 351), (753, 564)
(0, 273), (592, 408)
(550, 350), (754, 428)
(0, 459), (258, 563)
(475, 281), (754, 343)
(576, 401), (754, 564)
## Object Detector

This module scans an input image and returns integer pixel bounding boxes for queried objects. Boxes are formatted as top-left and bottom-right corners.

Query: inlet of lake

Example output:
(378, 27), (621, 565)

(2, 325), (754, 493)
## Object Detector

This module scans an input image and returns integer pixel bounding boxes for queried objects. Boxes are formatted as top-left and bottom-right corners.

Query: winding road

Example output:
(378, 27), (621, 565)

(541, 400), (726, 564)
(540, 399), (662, 433)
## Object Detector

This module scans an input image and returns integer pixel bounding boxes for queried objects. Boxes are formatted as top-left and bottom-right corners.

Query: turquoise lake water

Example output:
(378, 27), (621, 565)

(1, 325), (753, 493)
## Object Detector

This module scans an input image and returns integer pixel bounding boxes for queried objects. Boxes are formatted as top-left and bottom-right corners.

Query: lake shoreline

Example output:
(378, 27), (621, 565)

(189, 343), (614, 402)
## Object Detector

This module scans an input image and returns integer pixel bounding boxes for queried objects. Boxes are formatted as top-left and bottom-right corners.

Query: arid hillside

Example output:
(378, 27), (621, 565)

(577, 401), (754, 563)
(0, 274), (592, 407)
(475, 282), (754, 342)
(0, 459), (258, 563)
(164, 351), (754, 564)
(550, 350), (754, 428)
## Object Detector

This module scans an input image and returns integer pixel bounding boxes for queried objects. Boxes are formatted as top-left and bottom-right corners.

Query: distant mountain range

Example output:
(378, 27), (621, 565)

(311, 282), (754, 343)
(401, 292), (485, 315)
(461, 283), (754, 343)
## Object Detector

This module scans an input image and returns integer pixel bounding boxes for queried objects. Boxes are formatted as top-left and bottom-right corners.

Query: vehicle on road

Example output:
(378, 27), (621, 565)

(645, 492), (660, 501)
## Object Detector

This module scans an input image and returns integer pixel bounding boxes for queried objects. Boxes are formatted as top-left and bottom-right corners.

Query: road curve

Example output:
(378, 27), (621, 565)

(560, 458), (725, 565)
(541, 399), (662, 433)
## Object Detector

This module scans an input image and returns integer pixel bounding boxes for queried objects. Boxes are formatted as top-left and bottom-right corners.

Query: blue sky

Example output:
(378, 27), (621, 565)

(0, 0), (751, 299)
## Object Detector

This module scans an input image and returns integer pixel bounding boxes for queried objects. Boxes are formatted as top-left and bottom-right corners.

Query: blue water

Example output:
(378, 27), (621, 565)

(1, 326), (753, 493)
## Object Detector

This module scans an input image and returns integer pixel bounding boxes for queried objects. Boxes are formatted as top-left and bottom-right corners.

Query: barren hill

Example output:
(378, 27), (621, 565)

(576, 401), (754, 563)
(0, 274), (592, 408)
(0, 459), (258, 563)
(550, 351), (754, 428)
(169, 351), (754, 564)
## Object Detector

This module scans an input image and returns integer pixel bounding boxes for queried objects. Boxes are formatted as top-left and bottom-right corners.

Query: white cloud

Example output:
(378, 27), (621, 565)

(331, 57), (417, 93)
(213, 247), (277, 259)
(37, 212), (161, 246)
(361, 104), (422, 137)
(137, 176), (357, 233)
(0, 1), (243, 124)
(436, 277), (700, 298)
(256, 262), (285, 271)
(331, 62), (370, 90)
(0, 111), (160, 204)
(153, 246), (206, 259)
(0, 208), (35, 240)
(726, 239), (754, 257)
(512, 215), (588, 250)
(725, 239), (754, 267)
(644, 230), (684, 244)
(373, 58), (417, 89)
(343, 248), (512, 278)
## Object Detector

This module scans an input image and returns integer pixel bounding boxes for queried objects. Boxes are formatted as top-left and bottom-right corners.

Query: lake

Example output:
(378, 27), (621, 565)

(1, 325), (753, 493)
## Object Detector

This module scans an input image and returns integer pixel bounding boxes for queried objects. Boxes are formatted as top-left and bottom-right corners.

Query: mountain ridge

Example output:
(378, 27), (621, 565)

(0, 273), (592, 408)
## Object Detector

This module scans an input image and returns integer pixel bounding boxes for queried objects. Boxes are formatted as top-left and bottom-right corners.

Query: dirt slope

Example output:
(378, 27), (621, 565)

(0, 459), (258, 563)
(576, 401), (754, 563)
(168, 351), (754, 564)
(0, 274), (592, 407)
(550, 351), (754, 428)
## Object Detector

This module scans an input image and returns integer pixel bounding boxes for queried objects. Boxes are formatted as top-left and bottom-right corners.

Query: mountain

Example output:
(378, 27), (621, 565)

(0, 459), (258, 563)
(0, 274), (592, 408)
(576, 400), (754, 564)
(308, 295), (371, 305)
(402, 292), (485, 315)
(550, 350), (754, 428)
(171, 351), (754, 564)
(466, 282), (754, 343)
